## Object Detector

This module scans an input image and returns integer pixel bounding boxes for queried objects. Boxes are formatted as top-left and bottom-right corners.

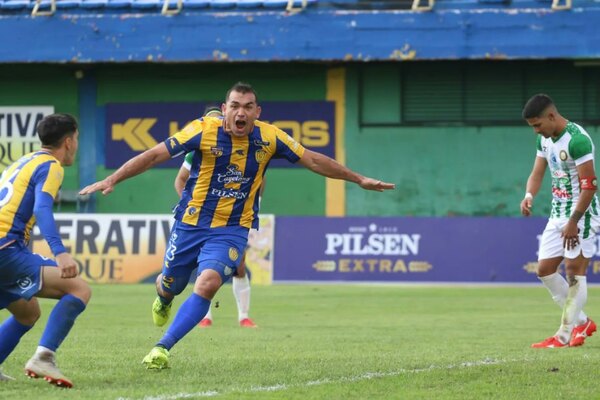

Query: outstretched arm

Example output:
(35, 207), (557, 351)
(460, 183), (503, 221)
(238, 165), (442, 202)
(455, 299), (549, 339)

(298, 149), (395, 192)
(80, 143), (172, 196)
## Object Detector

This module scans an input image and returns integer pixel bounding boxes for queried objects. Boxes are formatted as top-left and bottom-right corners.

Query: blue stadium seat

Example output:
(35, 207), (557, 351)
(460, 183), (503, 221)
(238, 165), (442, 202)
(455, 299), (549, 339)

(1, 0), (30, 10)
(478, 0), (510, 4)
(263, 0), (315, 8)
(237, 0), (262, 8)
(25, 0), (81, 8)
(80, 0), (108, 8)
(183, 0), (209, 8)
(131, 0), (161, 8)
(105, 0), (132, 8)
(210, 0), (236, 8)
(262, 0), (286, 7)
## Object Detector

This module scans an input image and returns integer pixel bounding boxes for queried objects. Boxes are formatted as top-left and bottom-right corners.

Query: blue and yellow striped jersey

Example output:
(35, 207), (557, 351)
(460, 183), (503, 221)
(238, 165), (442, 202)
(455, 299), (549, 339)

(0, 151), (63, 247)
(166, 116), (305, 229)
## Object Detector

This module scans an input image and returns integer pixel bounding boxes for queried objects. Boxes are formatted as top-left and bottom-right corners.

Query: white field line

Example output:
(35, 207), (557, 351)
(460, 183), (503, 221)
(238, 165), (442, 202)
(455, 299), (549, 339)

(116, 357), (513, 400)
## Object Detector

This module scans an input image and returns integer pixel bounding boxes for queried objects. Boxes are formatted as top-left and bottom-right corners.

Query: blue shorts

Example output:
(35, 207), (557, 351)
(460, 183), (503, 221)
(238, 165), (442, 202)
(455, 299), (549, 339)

(0, 241), (57, 309)
(160, 220), (249, 295)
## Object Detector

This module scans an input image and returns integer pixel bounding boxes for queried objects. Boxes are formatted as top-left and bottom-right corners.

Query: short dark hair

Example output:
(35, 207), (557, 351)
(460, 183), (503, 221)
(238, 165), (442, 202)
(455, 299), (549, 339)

(37, 113), (78, 147)
(522, 94), (555, 119)
(203, 104), (222, 117)
(225, 82), (258, 104)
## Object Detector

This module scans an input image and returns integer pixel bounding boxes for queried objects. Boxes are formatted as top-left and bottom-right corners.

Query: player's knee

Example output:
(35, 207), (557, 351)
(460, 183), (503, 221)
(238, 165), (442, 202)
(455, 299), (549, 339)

(15, 306), (41, 326)
(69, 278), (92, 304)
(194, 271), (222, 299)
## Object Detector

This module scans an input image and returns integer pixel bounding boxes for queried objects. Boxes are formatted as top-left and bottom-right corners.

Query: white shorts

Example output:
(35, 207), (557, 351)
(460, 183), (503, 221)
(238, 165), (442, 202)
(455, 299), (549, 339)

(538, 216), (600, 260)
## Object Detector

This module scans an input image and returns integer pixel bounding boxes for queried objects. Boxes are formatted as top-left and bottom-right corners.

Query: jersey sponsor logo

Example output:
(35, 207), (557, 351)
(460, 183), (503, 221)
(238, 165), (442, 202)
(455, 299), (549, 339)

(552, 170), (568, 178)
(217, 165), (250, 186)
(224, 266), (233, 276)
(210, 187), (248, 200)
(254, 139), (270, 147)
(187, 207), (197, 216)
(552, 187), (573, 199)
(210, 146), (223, 157)
(560, 150), (568, 161)
(235, 149), (244, 156)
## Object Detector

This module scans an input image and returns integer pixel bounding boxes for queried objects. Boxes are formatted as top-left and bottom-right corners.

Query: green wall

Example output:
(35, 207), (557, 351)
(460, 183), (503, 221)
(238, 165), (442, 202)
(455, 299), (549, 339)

(0, 65), (79, 212)
(93, 63), (327, 215)
(2, 61), (598, 218)
(343, 63), (600, 217)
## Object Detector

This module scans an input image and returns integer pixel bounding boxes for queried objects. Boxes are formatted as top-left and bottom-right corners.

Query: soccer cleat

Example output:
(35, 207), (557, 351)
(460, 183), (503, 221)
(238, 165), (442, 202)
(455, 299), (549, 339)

(239, 318), (257, 328)
(0, 370), (15, 381)
(570, 318), (597, 347)
(152, 297), (172, 327)
(198, 318), (213, 328)
(531, 336), (568, 349)
(142, 347), (170, 370)
(24, 351), (73, 388)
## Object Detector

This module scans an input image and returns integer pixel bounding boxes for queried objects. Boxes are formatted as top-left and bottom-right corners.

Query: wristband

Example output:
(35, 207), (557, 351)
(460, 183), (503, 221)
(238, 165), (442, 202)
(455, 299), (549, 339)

(524, 192), (533, 200)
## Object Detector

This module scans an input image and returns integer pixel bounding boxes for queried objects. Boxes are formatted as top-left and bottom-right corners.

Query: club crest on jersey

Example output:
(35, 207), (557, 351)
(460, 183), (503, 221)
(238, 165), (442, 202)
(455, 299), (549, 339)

(255, 149), (267, 163)
(211, 147), (224, 157)
(187, 207), (197, 216)
(229, 247), (239, 261)
(560, 150), (568, 161)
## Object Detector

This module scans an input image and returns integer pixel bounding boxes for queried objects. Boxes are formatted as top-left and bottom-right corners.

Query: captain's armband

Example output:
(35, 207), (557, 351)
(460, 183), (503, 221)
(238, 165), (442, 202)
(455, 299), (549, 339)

(580, 176), (598, 190)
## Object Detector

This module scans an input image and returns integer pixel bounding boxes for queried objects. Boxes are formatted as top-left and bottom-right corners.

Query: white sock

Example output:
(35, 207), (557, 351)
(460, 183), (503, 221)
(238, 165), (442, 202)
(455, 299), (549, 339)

(557, 275), (588, 343)
(540, 272), (587, 324)
(203, 308), (213, 321)
(233, 275), (251, 321)
(35, 346), (54, 356)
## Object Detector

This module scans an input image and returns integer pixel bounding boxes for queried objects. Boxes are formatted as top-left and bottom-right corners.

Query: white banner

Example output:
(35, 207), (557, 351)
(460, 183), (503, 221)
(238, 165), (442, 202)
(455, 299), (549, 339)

(0, 106), (54, 167)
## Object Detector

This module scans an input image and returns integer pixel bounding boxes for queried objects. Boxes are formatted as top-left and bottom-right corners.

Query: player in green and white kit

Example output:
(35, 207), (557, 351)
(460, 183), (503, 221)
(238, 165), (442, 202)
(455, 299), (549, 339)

(521, 94), (598, 348)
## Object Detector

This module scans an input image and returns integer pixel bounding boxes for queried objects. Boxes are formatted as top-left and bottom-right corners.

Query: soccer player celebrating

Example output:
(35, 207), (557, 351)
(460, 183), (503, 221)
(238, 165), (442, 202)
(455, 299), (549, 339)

(173, 107), (258, 329)
(80, 82), (394, 369)
(0, 114), (91, 387)
(521, 94), (597, 348)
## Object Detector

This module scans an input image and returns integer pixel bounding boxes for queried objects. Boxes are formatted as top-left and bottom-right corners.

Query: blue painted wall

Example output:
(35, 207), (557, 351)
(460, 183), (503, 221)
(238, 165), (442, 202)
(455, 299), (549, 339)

(0, 7), (600, 62)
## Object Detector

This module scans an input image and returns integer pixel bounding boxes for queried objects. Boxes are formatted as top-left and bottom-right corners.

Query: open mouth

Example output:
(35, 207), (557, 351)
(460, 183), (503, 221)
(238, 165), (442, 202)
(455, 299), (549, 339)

(235, 120), (246, 130)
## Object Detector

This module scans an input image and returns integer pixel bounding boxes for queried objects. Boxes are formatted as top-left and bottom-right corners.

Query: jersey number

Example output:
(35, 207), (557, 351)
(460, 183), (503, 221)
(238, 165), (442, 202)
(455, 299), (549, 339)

(0, 168), (21, 207)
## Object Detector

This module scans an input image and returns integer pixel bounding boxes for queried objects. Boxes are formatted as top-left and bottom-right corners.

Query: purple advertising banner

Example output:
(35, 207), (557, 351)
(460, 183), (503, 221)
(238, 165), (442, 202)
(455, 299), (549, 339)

(274, 217), (600, 283)
(105, 102), (335, 169)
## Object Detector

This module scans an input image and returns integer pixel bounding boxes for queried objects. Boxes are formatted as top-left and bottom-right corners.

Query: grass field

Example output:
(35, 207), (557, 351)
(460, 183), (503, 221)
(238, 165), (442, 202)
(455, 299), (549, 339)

(1, 284), (600, 399)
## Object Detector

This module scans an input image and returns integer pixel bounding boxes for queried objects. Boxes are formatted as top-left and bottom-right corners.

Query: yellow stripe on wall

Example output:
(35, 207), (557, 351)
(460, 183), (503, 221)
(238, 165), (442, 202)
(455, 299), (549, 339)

(326, 67), (346, 217)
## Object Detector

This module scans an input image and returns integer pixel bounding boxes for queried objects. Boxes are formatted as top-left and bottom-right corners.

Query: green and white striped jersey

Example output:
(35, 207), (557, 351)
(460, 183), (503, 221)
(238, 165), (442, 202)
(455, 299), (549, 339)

(536, 121), (600, 220)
